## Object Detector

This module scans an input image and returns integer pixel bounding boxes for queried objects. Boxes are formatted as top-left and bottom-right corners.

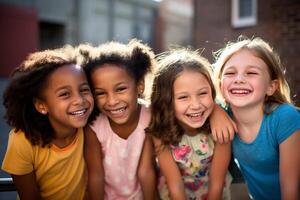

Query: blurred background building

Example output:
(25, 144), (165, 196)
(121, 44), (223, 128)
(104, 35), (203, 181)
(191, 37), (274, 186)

(0, 0), (299, 199)
(194, 0), (300, 106)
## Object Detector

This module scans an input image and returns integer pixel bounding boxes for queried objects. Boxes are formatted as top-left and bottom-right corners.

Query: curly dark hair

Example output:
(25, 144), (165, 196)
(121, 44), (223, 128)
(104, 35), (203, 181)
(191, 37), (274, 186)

(3, 46), (77, 147)
(77, 39), (156, 122)
(145, 48), (216, 147)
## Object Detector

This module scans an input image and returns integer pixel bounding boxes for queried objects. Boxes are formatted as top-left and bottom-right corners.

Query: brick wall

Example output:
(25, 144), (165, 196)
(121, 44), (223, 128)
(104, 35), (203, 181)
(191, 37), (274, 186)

(194, 0), (300, 105)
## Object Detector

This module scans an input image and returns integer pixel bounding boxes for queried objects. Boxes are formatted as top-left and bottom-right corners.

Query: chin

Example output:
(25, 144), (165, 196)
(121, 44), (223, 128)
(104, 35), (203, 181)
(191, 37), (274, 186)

(111, 118), (128, 125)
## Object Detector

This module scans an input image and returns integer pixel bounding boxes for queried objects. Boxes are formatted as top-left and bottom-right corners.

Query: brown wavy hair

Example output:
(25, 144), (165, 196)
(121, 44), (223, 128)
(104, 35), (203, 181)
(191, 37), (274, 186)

(3, 46), (77, 146)
(145, 48), (215, 147)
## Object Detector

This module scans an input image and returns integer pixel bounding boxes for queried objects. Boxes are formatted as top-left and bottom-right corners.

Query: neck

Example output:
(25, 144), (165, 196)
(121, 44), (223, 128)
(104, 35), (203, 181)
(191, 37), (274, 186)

(52, 128), (78, 148)
(231, 104), (264, 141)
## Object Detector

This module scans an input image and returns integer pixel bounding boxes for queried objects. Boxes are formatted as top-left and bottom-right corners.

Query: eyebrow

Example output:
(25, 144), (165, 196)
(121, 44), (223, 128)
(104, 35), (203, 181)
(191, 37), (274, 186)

(174, 86), (210, 95)
(93, 81), (127, 90)
(224, 65), (263, 71)
(54, 82), (89, 93)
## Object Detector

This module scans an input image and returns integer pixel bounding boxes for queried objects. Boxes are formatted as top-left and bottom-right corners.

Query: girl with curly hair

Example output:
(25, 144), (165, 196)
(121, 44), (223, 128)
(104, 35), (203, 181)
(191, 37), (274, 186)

(1, 46), (94, 199)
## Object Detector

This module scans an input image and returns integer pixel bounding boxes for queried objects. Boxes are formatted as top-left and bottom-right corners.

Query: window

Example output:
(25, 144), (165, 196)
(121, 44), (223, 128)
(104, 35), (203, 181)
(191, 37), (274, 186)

(39, 22), (64, 50)
(231, 0), (257, 28)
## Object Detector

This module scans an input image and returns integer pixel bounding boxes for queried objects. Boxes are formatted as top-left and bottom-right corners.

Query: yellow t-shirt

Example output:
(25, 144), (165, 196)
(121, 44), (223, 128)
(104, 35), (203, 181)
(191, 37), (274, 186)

(2, 128), (86, 200)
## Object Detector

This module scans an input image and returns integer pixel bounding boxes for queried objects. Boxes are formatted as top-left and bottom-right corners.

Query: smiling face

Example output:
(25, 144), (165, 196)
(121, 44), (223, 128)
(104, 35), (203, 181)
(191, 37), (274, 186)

(91, 64), (142, 129)
(35, 64), (94, 135)
(220, 49), (277, 110)
(173, 69), (214, 135)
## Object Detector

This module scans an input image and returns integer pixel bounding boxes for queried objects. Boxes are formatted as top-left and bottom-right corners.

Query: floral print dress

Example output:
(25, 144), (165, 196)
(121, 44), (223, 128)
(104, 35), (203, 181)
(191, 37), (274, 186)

(158, 132), (231, 200)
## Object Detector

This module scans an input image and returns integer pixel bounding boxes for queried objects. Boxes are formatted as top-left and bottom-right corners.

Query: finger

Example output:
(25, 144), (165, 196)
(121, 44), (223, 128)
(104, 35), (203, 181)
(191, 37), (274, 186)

(230, 118), (238, 133)
(216, 130), (224, 144)
(227, 126), (235, 141)
(212, 130), (218, 142)
(223, 129), (229, 143)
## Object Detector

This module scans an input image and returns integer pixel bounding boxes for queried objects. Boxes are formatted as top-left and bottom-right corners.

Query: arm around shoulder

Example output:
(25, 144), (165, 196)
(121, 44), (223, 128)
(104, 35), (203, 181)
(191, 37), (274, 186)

(84, 125), (104, 200)
(209, 103), (237, 143)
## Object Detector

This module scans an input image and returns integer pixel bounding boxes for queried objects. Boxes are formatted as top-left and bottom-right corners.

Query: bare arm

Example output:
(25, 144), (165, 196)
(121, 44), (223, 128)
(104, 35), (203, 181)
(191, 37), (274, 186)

(208, 142), (231, 200)
(138, 135), (158, 200)
(84, 125), (104, 200)
(210, 103), (237, 143)
(153, 137), (186, 200)
(11, 172), (41, 200)
(279, 129), (300, 200)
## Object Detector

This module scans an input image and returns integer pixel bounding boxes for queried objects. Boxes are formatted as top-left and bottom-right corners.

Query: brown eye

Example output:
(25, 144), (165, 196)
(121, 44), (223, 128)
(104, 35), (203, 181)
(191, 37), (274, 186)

(58, 92), (70, 97)
(116, 87), (127, 92)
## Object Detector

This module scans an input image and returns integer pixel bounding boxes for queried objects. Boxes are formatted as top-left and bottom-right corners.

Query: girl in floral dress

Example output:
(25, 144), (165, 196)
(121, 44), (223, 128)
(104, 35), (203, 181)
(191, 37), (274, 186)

(146, 49), (232, 200)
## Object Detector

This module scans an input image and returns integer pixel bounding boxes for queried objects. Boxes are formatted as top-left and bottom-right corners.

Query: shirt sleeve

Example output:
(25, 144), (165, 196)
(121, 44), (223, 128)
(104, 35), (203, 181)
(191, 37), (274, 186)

(272, 104), (300, 144)
(1, 130), (34, 175)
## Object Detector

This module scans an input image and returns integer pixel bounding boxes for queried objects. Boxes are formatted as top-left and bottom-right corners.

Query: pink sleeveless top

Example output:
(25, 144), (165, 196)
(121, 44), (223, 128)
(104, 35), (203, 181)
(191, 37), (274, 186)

(90, 105), (150, 200)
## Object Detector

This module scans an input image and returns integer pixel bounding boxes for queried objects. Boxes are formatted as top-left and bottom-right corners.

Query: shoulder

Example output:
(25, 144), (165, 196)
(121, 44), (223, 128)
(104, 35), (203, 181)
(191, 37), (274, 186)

(8, 129), (32, 147)
(2, 129), (35, 174)
(269, 103), (300, 122)
(89, 113), (107, 132)
(267, 104), (300, 143)
(88, 113), (111, 142)
(272, 103), (299, 115)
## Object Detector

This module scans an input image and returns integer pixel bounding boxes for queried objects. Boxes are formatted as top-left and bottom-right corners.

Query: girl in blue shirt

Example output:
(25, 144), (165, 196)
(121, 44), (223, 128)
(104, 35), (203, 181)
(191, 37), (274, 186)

(214, 37), (300, 200)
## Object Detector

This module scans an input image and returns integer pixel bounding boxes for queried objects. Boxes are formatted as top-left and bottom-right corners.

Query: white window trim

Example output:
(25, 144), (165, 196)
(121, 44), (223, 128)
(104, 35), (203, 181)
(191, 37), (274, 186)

(231, 0), (257, 28)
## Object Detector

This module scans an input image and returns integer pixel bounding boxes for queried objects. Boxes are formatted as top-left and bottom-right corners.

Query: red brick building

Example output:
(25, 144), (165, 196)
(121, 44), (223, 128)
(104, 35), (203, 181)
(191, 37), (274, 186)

(193, 0), (300, 105)
(0, 4), (38, 77)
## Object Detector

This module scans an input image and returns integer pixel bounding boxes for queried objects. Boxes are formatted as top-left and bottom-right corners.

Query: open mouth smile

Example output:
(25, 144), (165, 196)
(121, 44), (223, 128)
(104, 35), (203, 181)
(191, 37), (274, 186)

(69, 108), (88, 116)
(230, 89), (252, 94)
(187, 112), (203, 117)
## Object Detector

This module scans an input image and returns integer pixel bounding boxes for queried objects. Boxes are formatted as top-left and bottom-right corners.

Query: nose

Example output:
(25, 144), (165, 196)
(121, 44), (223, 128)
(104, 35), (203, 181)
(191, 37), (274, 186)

(234, 73), (246, 84)
(107, 93), (119, 106)
(73, 92), (85, 105)
(190, 96), (201, 109)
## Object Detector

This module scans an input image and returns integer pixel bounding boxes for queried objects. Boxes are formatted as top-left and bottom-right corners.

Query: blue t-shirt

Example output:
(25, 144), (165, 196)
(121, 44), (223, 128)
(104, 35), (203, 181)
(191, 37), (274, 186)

(232, 104), (300, 200)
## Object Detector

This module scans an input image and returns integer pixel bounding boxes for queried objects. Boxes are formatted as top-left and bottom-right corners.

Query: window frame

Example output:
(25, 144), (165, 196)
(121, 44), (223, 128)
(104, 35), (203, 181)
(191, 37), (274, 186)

(231, 0), (257, 28)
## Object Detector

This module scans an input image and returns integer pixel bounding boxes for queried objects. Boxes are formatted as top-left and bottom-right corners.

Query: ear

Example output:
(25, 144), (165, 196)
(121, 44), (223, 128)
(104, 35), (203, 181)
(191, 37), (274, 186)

(34, 98), (48, 115)
(266, 79), (278, 96)
(137, 79), (145, 96)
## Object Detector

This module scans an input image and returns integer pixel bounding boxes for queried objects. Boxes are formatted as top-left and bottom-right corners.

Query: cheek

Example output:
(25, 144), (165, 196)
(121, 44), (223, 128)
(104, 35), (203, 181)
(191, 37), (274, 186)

(204, 97), (215, 111)
(220, 80), (228, 94)
(173, 101), (182, 116)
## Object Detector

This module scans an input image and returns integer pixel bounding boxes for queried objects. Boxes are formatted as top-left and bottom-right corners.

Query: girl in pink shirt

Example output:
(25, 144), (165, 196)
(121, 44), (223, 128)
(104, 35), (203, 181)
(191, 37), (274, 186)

(80, 40), (157, 200)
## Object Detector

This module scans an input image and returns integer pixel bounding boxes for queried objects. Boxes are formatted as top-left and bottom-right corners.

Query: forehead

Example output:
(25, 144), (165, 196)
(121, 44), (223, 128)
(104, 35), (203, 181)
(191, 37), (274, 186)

(91, 64), (134, 85)
(224, 49), (268, 70)
(174, 70), (210, 90)
(46, 64), (85, 86)
(51, 63), (83, 76)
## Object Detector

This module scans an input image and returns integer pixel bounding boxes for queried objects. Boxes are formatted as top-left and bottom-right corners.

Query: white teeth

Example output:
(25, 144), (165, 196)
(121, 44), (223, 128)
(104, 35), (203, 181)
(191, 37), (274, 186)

(71, 109), (86, 116)
(110, 108), (125, 114)
(231, 89), (250, 94)
(188, 112), (202, 117)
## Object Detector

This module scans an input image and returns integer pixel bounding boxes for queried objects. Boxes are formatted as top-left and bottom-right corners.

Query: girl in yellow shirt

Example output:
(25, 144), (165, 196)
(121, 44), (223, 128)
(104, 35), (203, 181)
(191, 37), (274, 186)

(2, 46), (94, 200)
